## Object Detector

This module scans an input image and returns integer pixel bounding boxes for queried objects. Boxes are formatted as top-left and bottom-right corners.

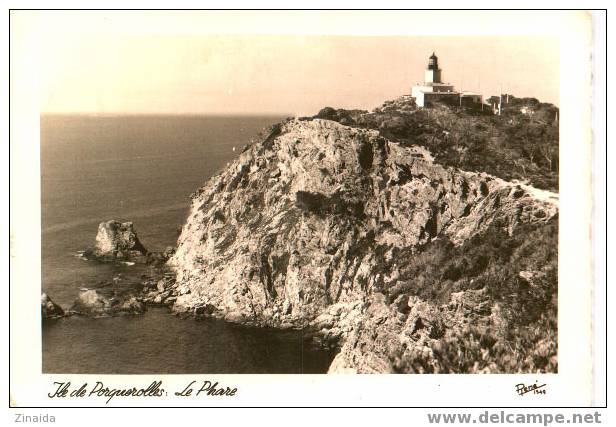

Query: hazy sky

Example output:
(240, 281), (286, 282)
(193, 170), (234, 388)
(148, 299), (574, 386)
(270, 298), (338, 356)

(22, 13), (560, 116)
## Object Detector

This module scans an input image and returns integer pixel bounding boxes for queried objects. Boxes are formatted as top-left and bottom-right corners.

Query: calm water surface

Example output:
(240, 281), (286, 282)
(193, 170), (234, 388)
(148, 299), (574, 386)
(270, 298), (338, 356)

(41, 115), (336, 374)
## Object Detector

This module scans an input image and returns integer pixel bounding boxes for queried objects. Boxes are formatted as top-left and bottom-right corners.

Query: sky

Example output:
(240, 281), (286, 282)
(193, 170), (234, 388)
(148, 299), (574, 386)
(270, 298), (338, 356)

(13, 12), (562, 116)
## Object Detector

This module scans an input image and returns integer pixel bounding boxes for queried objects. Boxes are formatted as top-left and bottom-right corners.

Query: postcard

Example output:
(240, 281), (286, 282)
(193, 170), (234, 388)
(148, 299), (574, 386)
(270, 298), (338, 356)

(8, 9), (605, 411)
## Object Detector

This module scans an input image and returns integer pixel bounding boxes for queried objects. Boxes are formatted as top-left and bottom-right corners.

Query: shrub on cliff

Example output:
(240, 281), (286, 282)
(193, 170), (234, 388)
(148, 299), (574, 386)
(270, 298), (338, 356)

(315, 107), (368, 126)
(387, 216), (558, 373)
(390, 217), (557, 314)
(408, 312), (558, 373)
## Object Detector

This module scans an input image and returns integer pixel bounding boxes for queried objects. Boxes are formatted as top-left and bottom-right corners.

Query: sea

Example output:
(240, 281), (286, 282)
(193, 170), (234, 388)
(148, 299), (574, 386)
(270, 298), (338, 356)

(40, 114), (337, 374)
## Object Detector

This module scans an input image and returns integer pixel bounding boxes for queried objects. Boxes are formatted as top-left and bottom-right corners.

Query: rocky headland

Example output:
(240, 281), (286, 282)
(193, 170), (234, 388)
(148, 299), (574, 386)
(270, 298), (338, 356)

(167, 96), (559, 373)
(44, 96), (559, 373)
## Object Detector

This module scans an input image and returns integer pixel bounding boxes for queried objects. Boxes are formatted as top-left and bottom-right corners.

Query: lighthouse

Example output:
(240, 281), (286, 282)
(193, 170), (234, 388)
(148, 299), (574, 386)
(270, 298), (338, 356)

(411, 52), (482, 108)
(411, 52), (457, 107)
(425, 52), (442, 84)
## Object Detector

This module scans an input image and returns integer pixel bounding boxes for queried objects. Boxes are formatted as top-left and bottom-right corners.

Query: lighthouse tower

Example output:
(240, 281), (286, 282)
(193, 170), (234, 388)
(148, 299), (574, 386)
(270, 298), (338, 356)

(411, 52), (456, 107)
(425, 52), (442, 84)
(411, 52), (483, 108)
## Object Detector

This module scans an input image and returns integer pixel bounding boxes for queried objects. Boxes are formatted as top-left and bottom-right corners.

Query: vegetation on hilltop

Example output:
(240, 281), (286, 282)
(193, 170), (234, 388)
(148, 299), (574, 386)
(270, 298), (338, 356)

(314, 95), (559, 191)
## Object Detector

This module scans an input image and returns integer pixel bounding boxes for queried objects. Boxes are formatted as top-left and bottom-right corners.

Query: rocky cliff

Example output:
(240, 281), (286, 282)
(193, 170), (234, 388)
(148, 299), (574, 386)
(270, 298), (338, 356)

(166, 103), (559, 373)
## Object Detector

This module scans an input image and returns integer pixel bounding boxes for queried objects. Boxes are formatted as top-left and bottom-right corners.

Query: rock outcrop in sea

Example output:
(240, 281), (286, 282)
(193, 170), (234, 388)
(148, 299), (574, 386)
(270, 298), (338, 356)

(165, 97), (560, 373)
(83, 220), (148, 261)
(42, 220), (179, 319)
(41, 293), (64, 319)
(82, 220), (174, 265)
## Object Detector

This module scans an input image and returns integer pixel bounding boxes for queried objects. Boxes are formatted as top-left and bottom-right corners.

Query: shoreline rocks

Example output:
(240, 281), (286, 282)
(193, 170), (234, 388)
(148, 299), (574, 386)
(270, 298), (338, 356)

(69, 289), (146, 316)
(41, 293), (65, 319)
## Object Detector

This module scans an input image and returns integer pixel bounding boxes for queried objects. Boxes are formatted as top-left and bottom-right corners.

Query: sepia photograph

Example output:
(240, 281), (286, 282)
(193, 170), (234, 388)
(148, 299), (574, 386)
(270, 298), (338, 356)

(39, 31), (560, 376)
(8, 8), (604, 410)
